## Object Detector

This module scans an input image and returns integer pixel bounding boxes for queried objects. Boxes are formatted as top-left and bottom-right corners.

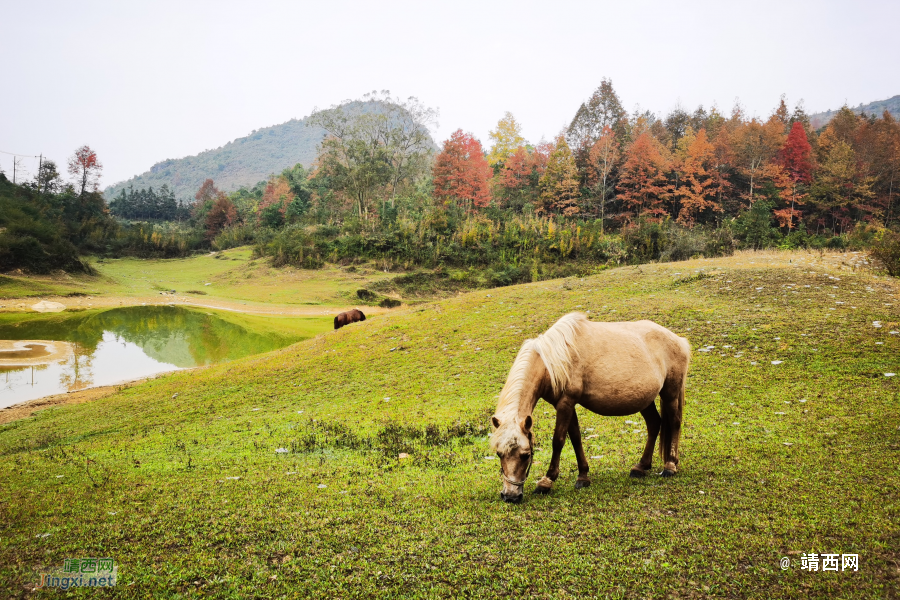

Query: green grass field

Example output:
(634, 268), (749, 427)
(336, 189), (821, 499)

(1, 251), (898, 597)
(0, 247), (399, 309)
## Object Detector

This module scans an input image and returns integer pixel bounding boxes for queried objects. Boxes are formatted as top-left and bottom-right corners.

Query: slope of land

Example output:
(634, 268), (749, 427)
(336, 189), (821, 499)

(810, 94), (900, 128)
(103, 117), (326, 202)
(0, 250), (898, 597)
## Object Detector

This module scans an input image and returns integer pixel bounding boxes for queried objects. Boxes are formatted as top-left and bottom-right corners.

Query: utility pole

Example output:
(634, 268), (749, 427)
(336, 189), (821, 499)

(37, 154), (42, 193)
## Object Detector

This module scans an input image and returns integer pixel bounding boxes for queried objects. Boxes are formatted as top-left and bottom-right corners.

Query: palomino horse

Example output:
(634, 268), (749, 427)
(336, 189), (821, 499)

(490, 312), (690, 503)
(334, 309), (366, 330)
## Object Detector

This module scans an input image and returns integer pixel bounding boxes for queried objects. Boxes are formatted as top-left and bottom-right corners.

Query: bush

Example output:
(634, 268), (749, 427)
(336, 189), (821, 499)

(869, 229), (900, 276)
(622, 219), (735, 264)
(212, 224), (256, 251)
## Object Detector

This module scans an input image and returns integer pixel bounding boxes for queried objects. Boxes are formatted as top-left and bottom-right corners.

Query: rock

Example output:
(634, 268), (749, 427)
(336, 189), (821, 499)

(31, 301), (66, 313)
(398, 453), (409, 459)
(275, 448), (289, 454)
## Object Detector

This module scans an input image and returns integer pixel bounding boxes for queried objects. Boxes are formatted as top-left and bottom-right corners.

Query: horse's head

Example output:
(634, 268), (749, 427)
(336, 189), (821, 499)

(490, 414), (533, 503)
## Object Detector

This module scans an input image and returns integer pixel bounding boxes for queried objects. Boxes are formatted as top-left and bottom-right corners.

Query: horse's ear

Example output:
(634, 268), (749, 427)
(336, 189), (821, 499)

(491, 416), (500, 429)
(522, 415), (533, 432)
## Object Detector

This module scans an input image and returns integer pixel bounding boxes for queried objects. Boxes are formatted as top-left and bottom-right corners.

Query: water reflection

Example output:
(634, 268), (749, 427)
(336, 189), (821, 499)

(0, 306), (315, 408)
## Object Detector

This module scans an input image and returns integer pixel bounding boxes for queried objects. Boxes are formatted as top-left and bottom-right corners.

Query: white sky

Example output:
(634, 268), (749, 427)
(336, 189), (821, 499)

(2, 0), (898, 187)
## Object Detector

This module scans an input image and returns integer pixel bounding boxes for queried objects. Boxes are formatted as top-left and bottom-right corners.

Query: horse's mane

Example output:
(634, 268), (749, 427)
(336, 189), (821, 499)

(531, 312), (585, 396)
(490, 313), (586, 453)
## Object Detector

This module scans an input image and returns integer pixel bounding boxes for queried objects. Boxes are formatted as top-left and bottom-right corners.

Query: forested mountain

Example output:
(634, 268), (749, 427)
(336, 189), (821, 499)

(104, 97), (439, 204)
(103, 117), (326, 203)
(810, 94), (900, 128)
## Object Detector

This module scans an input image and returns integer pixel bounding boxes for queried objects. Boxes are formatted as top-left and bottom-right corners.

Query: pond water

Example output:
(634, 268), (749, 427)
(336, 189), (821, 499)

(0, 306), (329, 408)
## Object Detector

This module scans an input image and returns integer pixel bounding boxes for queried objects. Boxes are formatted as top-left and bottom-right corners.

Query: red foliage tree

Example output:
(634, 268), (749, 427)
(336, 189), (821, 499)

(259, 177), (295, 217)
(674, 129), (721, 226)
(195, 179), (220, 205)
(67, 145), (102, 196)
(432, 130), (493, 211)
(778, 122), (814, 184)
(616, 132), (671, 222)
(775, 122), (814, 229)
(205, 193), (237, 239)
(497, 142), (552, 209)
(501, 146), (532, 191)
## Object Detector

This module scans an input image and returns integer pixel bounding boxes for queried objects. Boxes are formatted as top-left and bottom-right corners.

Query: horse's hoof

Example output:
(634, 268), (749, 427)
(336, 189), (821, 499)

(660, 469), (676, 477)
(575, 478), (591, 489)
(534, 477), (554, 494)
(629, 468), (647, 478)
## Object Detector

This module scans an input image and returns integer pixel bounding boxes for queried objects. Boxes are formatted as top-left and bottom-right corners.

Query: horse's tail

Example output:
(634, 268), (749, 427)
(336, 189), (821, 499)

(659, 339), (689, 467)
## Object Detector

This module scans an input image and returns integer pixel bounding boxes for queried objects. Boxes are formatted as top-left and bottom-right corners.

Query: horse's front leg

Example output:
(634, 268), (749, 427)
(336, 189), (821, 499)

(568, 412), (591, 489)
(535, 397), (575, 494)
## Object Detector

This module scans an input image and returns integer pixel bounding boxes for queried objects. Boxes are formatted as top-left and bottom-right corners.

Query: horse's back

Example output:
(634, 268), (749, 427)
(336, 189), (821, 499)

(573, 320), (689, 414)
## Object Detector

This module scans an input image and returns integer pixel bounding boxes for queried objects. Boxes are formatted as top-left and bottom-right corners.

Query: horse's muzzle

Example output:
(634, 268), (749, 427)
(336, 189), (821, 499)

(500, 491), (523, 504)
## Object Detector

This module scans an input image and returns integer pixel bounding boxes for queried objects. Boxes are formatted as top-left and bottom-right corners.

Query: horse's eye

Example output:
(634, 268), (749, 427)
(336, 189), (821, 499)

(496, 452), (501, 458)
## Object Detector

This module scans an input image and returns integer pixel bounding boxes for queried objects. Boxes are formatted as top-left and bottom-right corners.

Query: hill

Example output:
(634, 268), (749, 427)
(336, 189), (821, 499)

(0, 251), (897, 596)
(809, 94), (900, 128)
(104, 98), (439, 204)
(103, 117), (327, 203)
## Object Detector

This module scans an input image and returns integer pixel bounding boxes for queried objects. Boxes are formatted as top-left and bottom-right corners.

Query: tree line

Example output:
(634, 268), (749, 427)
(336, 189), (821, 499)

(4, 85), (900, 276)
(156, 84), (899, 245)
(107, 184), (191, 221)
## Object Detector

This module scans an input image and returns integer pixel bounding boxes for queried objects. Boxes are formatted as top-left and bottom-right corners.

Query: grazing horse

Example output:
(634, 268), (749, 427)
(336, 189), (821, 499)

(490, 312), (690, 503)
(334, 308), (366, 330)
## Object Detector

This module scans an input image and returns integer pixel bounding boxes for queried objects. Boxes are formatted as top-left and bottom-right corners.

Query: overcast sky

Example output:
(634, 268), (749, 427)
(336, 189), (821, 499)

(2, 0), (898, 187)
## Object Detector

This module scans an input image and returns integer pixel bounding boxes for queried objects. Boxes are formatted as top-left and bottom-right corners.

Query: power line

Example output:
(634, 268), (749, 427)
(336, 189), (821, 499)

(0, 149), (42, 157)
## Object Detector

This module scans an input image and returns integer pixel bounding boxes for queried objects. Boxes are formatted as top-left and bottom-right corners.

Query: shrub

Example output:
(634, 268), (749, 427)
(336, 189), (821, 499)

(869, 229), (900, 276)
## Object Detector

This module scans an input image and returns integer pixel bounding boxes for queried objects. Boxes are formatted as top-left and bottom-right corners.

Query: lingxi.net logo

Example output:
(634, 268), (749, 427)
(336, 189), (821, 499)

(36, 557), (117, 589)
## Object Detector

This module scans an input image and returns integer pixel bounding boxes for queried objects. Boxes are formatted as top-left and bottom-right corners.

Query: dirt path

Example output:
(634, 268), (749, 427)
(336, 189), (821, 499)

(0, 294), (396, 317)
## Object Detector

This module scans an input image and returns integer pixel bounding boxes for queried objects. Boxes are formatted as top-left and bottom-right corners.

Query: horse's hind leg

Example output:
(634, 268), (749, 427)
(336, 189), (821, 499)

(658, 379), (684, 477)
(630, 402), (661, 478)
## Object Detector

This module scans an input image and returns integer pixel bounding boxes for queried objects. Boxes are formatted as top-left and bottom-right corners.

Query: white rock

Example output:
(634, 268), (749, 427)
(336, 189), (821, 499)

(31, 301), (66, 313)
(317, 484), (327, 489)
(275, 448), (289, 454)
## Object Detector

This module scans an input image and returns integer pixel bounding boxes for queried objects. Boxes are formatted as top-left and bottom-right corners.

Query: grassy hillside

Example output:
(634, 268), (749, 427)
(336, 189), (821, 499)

(1, 251), (898, 597)
(810, 94), (900, 128)
(103, 117), (326, 203)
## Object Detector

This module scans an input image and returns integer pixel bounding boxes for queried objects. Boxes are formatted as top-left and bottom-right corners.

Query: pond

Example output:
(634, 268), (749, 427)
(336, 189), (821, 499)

(0, 306), (330, 408)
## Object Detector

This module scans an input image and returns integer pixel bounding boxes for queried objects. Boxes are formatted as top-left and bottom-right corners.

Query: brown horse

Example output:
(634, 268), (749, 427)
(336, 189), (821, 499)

(334, 308), (366, 330)
(490, 312), (690, 503)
